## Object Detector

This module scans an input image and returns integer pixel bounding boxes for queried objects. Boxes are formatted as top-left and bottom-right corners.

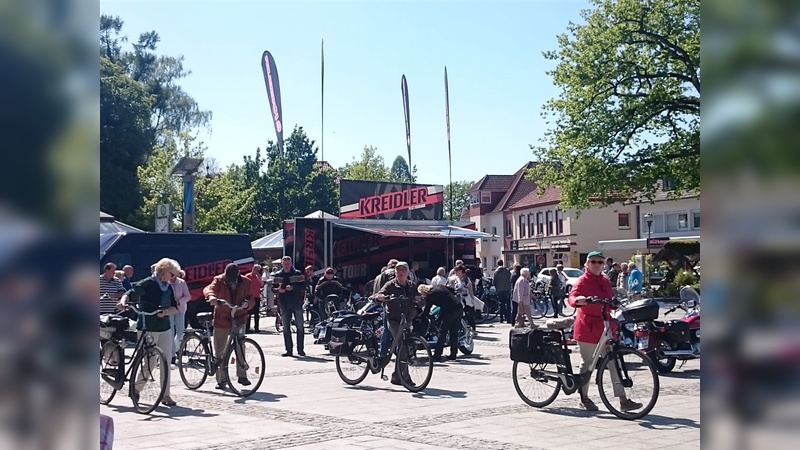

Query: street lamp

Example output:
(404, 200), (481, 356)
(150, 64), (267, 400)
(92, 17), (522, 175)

(535, 236), (544, 272)
(644, 213), (653, 287)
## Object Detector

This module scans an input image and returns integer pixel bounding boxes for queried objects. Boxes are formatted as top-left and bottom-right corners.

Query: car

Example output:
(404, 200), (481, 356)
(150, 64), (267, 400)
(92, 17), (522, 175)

(535, 267), (584, 293)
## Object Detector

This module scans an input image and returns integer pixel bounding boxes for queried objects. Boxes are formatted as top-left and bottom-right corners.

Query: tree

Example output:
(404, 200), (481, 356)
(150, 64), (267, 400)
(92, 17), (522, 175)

(443, 180), (474, 221)
(338, 146), (391, 181)
(529, 0), (699, 210)
(389, 155), (417, 183)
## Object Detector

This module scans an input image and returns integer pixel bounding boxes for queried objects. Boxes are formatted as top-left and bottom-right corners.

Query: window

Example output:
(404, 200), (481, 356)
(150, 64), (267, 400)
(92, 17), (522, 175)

(493, 256), (499, 268)
(537, 212), (544, 235)
(644, 214), (664, 234)
(528, 213), (535, 237)
(470, 193), (479, 205)
(692, 210), (700, 229)
(518, 215), (525, 238)
(491, 226), (497, 236)
(546, 210), (554, 236)
(618, 213), (630, 229)
(678, 212), (689, 230)
(662, 178), (674, 190)
(664, 211), (689, 232)
(482, 228), (486, 233)
(556, 210), (564, 235)
(482, 257), (487, 269)
(505, 220), (512, 236)
(480, 191), (492, 204)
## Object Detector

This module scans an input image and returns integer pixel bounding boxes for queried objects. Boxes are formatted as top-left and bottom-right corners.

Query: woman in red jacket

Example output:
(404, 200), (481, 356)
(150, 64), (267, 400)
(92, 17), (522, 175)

(568, 251), (642, 413)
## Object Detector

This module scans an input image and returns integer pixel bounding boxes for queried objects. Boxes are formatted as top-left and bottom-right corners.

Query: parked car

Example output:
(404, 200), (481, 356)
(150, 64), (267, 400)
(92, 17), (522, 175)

(535, 267), (584, 293)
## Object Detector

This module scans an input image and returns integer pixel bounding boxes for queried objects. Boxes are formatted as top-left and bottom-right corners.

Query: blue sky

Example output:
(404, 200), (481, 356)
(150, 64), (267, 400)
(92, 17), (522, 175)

(101, 0), (590, 187)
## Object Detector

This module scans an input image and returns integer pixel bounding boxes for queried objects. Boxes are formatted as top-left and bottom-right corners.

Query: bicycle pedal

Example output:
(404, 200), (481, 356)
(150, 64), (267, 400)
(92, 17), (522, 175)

(381, 375), (388, 381)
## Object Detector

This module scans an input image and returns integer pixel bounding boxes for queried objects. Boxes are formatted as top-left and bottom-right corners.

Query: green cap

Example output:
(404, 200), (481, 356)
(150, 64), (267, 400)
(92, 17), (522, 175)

(587, 250), (604, 259)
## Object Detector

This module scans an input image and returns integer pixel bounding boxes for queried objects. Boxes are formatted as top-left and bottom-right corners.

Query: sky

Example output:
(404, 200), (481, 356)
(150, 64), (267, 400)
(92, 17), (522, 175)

(100, 0), (590, 188)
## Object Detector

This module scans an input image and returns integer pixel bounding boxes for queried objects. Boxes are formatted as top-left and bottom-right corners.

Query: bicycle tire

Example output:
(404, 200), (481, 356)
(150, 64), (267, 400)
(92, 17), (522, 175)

(129, 344), (168, 414)
(458, 319), (474, 355)
(596, 347), (659, 420)
(512, 361), (562, 407)
(559, 298), (576, 317)
(530, 298), (547, 319)
(335, 344), (370, 385)
(100, 341), (122, 405)
(225, 337), (267, 397)
(398, 335), (433, 393)
(305, 309), (321, 327)
(178, 332), (210, 390)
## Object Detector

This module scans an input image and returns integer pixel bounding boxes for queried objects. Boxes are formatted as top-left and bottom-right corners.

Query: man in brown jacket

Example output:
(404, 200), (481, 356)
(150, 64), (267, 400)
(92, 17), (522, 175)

(203, 263), (252, 389)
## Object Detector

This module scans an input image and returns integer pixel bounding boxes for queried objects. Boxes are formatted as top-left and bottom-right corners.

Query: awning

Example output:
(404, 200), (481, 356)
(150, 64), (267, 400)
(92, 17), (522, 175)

(598, 236), (700, 251)
(251, 229), (283, 250)
(333, 222), (490, 239)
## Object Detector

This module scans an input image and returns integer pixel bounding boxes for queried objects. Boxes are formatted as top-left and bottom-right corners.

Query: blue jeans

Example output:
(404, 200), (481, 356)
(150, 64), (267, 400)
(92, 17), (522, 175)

(281, 302), (304, 352)
(497, 290), (511, 322)
(379, 314), (393, 359)
(170, 312), (185, 359)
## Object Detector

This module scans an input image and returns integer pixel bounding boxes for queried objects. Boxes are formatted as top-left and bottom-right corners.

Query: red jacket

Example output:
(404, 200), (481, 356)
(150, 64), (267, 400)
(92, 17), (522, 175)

(568, 271), (615, 344)
(203, 274), (252, 329)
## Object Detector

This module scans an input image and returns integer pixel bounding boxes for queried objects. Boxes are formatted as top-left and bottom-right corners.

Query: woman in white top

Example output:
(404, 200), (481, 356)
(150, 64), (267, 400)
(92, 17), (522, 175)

(431, 267), (448, 286)
(454, 265), (477, 333)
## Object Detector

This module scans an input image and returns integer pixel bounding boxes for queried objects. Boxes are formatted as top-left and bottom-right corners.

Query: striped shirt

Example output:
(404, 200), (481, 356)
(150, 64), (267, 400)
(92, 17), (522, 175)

(100, 275), (125, 315)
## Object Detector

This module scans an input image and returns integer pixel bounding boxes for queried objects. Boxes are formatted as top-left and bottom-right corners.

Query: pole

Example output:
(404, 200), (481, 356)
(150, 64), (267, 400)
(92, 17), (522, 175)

(444, 67), (453, 220)
(321, 39), (324, 162)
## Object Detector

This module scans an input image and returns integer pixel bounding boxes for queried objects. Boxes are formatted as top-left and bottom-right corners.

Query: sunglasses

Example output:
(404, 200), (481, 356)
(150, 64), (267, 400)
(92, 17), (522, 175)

(588, 260), (605, 265)
(325, 271), (334, 275)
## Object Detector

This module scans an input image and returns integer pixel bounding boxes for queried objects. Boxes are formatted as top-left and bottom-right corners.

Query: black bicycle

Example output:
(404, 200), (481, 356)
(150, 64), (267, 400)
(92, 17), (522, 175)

(99, 306), (168, 414)
(177, 299), (266, 397)
(332, 296), (433, 393)
(475, 288), (500, 324)
(511, 297), (659, 420)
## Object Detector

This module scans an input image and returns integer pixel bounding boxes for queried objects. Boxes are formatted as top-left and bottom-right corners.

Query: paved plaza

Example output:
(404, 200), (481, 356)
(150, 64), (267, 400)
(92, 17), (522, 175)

(101, 312), (700, 450)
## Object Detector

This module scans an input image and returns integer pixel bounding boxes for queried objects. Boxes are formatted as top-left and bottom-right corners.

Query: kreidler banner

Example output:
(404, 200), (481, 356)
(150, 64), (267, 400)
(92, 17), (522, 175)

(339, 180), (444, 220)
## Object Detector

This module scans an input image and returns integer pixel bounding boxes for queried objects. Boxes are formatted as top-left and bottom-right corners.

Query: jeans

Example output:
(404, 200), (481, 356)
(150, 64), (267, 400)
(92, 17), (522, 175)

(213, 325), (246, 383)
(379, 314), (392, 358)
(281, 302), (304, 352)
(434, 310), (462, 357)
(497, 290), (511, 322)
(551, 295), (563, 317)
(170, 312), (185, 359)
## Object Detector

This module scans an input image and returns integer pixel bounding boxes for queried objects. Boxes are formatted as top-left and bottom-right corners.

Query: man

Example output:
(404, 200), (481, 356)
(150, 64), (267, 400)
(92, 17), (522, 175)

(509, 264), (522, 325)
(100, 262), (126, 315)
(418, 283), (463, 362)
(617, 262), (630, 293)
(603, 257), (615, 276)
(569, 251), (642, 413)
(376, 261), (420, 385)
(262, 266), (277, 316)
(493, 260), (512, 323)
(627, 263), (644, 300)
(121, 265), (134, 291)
(555, 264), (568, 285)
(371, 259), (398, 296)
(607, 262), (621, 288)
(448, 260), (464, 278)
(273, 256), (307, 357)
(304, 265), (318, 304)
(315, 267), (344, 318)
(244, 264), (263, 333)
(409, 261), (420, 284)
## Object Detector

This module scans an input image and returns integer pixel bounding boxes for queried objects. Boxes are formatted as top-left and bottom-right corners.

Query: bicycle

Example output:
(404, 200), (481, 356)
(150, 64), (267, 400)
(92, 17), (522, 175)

(275, 300), (320, 332)
(529, 286), (552, 319)
(416, 306), (474, 355)
(177, 299), (266, 397)
(332, 296), (433, 393)
(511, 297), (660, 420)
(99, 306), (168, 414)
(475, 288), (500, 324)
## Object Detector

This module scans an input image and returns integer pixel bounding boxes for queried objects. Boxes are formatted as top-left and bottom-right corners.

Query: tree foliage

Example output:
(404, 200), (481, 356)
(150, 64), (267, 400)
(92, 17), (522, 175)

(389, 155), (417, 183)
(530, 0), (700, 210)
(443, 180), (474, 221)
(338, 146), (392, 182)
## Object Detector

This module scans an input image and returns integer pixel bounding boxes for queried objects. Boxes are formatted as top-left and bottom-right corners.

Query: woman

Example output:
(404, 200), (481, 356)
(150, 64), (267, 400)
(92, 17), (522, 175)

(454, 265), (477, 334)
(513, 268), (534, 328)
(171, 269), (192, 364)
(117, 257), (181, 407)
(548, 268), (564, 318)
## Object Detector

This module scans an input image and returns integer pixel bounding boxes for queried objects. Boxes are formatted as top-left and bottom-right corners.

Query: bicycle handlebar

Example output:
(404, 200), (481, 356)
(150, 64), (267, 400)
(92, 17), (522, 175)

(124, 305), (163, 316)
(214, 298), (249, 311)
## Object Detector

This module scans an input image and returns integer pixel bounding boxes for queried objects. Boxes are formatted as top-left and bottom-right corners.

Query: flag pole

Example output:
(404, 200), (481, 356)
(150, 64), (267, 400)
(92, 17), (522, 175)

(321, 39), (325, 162)
(445, 66), (453, 221)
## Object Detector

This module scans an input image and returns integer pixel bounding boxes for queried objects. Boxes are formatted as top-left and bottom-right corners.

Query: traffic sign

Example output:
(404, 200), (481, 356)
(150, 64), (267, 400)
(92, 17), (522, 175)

(537, 255), (546, 264)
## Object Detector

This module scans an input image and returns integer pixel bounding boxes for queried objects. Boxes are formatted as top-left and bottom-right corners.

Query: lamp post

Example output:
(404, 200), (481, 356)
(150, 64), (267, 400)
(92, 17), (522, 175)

(535, 236), (544, 272)
(644, 213), (653, 287)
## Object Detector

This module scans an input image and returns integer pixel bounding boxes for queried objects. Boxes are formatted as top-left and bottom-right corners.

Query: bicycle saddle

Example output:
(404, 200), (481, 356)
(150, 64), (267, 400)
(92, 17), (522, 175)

(545, 317), (575, 330)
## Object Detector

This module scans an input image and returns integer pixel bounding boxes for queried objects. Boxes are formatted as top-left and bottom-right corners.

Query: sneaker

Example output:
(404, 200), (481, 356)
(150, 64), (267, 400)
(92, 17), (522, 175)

(161, 396), (176, 406)
(281, 351), (293, 357)
(390, 377), (402, 386)
(432, 355), (443, 363)
(171, 356), (177, 365)
(579, 399), (599, 411)
(446, 354), (457, 361)
(237, 377), (251, 386)
(297, 350), (306, 357)
(620, 399), (643, 412)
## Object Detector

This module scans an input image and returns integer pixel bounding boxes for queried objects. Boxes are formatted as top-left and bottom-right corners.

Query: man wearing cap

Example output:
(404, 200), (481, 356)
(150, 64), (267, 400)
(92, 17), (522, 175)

(272, 256), (307, 357)
(418, 283), (463, 362)
(376, 261), (420, 385)
(203, 263), (252, 390)
(568, 251), (642, 413)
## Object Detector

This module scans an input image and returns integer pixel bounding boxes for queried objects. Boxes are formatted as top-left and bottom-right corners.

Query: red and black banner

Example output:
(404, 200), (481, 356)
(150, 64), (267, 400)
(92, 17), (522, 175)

(261, 51), (285, 156)
(293, 218), (326, 271)
(401, 75), (411, 169)
(282, 221), (295, 260)
(339, 180), (444, 220)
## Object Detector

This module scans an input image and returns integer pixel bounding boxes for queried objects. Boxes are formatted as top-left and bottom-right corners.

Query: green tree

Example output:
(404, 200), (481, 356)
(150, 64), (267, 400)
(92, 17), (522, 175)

(443, 180), (474, 221)
(530, 0), (699, 210)
(338, 146), (391, 181)
(389, 155), (417, 183)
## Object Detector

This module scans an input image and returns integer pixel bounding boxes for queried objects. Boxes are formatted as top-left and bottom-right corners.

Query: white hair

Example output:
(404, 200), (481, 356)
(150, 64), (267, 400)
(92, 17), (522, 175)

(520, 268), (531, 278)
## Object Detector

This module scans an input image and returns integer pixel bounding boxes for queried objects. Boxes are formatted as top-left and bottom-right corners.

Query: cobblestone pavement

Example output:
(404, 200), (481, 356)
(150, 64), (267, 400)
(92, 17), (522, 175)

(101, 310), (700, 450)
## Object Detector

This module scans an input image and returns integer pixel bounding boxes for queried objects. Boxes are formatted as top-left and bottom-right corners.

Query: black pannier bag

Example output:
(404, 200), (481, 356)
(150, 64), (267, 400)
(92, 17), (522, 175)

(509, 328), (562, 364)
(328, 327), (362, 356)
(315, 313), (360, 344)
(100, 315), (131, 340)
(619, 298), (660, 323)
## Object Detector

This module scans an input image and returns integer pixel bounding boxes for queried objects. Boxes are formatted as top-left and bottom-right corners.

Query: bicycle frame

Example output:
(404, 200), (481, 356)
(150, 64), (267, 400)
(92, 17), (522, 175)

(102, 307), (162, 390)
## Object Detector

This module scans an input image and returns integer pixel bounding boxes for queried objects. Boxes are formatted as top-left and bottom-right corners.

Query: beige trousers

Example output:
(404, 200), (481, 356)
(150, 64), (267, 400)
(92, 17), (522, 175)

(576, 340), (625, 398)
(514, 302), (534, 327)
(134, 330), (172, 398)
(213, 325), (246, 383)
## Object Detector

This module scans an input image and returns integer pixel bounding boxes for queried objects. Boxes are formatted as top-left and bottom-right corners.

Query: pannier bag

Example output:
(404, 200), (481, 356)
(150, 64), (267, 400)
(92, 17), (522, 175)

(509, 328), (563, 364)
(328, 327), (363, 356)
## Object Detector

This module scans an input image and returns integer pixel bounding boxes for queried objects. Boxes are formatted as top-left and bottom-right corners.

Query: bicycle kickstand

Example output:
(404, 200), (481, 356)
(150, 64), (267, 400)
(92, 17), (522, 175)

(380, 365), (388, 381)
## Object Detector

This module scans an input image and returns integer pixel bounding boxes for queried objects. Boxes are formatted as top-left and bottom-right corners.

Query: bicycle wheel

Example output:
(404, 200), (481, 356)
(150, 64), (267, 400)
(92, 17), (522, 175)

(458, 319), (474, 355)
(560, 298), (576, 317)
(225, 337), (266, 397)
(530, 298), (547, 319)
(305, 308), (321, 327)
(597, 347), (659, 420)
(474, 300), (488, 324)
(335, 344), (370, 385)
(397, 335), (433, 393)
(100, 341), (122, 405)
(129, 344), (168, 414)
(178, 333), (210, 390)
(512, 361), (562, 407)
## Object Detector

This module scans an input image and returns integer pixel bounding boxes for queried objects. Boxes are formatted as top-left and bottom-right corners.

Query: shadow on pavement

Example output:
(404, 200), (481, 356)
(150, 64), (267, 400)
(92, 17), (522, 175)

(234, 392), (288, 403)
(659, 369), (700, 380)
(474, 335), (500, 342)
(450, 359), (490, 366)
(296, 355), (332, 364)
(105, 403), (219, 420)
(412, 388), (467, 399)
(636, 414), (700, 430)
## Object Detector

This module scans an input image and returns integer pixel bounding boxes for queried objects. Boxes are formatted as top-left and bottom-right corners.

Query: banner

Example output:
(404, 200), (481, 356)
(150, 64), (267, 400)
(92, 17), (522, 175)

(261, 51), (285, 156)
(444, 67), (453, 219)
(293, 218), (326, 271)
(401, 75), (411, 169)
(339, 179), (444, 220)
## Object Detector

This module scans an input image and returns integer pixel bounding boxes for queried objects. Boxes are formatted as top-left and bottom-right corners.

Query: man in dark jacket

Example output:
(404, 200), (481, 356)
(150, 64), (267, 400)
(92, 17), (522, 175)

(376, 261), (419, 385)
(493, 260), (512, 323)
(418, 284), (463, 362)
(315, 267), (344, 318)
(272, 256), (307, 357)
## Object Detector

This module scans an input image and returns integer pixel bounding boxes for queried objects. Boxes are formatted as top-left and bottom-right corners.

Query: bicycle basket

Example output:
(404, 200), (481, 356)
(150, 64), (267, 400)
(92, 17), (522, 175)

(328, 327), (363, 356)
(509, 328), (562, 364)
